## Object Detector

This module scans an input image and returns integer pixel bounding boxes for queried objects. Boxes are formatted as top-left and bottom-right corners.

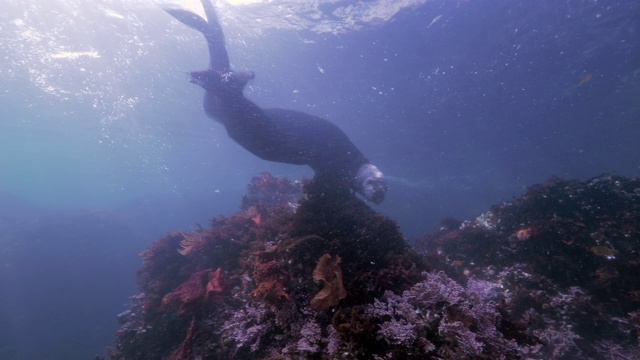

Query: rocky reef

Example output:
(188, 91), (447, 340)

(110, 173), (640, 359)
(416, 174), (640, 359)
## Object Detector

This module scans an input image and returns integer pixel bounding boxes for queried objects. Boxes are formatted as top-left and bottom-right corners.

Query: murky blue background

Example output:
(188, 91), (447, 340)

(1, 0), (638, 358)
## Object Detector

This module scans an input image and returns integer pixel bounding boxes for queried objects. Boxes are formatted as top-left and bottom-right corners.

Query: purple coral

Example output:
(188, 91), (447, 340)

(367, 292), (422, 346)
(296, 320), (322, 353)
(221, 302), (271, 353)
(404, 271), (466, 307)
(534, 325), (581, 358)
(326, 325), (340, 356)
(366, 271), (536, 358)
(437, 320), (484, 356)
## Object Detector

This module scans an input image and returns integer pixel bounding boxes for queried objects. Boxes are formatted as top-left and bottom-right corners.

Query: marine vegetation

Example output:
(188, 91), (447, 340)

(110, 173), (640, 359)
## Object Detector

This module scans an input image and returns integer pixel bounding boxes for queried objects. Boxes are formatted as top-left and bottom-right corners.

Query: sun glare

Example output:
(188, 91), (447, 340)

(180, 0), (264, 7)
(226, 0), (264, 4)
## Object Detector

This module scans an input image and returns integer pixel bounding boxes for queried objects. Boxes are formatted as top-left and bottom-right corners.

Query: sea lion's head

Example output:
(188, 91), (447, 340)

(355, 163), (387, 204)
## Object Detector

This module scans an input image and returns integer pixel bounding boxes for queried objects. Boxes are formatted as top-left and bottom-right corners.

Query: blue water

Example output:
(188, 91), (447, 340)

(1, 0), (638, 358)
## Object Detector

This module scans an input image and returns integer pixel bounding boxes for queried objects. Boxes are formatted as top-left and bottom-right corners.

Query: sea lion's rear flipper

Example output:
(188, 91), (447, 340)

(163, 0), (230, 72)
(163, 9), (209, 34)
(198, 0), (230, 72)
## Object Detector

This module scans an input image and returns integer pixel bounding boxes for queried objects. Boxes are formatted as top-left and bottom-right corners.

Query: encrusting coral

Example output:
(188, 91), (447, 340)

(110, 173), (640, 359)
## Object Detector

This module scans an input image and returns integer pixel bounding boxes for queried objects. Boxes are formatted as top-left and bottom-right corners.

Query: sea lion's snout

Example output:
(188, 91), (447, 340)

(365, 176), (387, 204)
(369, 181), (387, 203)
(355, 163), (387, 204)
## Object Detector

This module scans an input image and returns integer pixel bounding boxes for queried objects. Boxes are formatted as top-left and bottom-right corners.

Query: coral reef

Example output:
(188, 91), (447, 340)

(110, 173), (640, 359)
(110, 173), (426, 359)
(416, 174), (640, 359)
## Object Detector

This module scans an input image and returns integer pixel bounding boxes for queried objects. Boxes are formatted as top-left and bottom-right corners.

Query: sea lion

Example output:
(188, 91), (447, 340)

(164, 0), (387, 203)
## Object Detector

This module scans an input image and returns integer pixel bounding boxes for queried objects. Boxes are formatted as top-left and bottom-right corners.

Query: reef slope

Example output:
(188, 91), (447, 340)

(110, 173), (640, 359)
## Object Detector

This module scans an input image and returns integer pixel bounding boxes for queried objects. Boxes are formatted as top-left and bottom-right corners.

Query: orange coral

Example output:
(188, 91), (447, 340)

(206, 267), (224, 297)
(246, 204), (262, 225)
(310, 254), (347, 311)
(250, 260), (289, 303)
(251, 280), (290, 303)
(515, 228), (532, 241)
(162, 270), (208, 314)
(162, 268), (223, 314)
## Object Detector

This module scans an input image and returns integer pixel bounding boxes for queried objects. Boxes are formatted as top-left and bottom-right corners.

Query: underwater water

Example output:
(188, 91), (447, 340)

(0, 0), (639, 358)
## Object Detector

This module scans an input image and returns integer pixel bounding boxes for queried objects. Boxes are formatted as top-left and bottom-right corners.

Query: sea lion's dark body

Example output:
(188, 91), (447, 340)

(165, 1), (386, 202)
(203, 88), (367, 179)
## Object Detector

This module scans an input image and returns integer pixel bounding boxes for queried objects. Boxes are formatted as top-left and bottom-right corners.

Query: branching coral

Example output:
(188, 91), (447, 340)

(176, 231), (207, 256)
(159, 267), (225, 359)
(365, 271), (537, 358)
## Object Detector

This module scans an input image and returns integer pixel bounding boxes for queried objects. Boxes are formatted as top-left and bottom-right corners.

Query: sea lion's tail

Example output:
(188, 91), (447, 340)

(163, 0), (230, 72)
